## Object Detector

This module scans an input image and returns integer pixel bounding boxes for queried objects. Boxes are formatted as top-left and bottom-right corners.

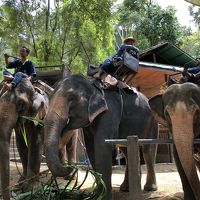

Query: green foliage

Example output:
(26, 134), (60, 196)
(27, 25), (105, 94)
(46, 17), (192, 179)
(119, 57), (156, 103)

(116, 0), (184, 49)
(13, 165), (106, 200)
(0, 0), (115, 73)
(0, 0), (197, 74)
(181, 31), (200, 58)
(189, 5), (200, 29)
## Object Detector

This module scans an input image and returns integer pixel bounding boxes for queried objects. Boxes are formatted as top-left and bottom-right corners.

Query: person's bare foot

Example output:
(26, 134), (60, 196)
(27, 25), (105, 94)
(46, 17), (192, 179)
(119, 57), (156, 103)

(4, 82), (13, 90)
(4, 75), (13, 82)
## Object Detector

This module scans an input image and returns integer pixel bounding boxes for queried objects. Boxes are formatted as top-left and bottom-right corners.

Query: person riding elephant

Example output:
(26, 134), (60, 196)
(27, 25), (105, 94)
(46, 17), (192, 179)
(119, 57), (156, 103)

(0, 79), (49, 200)
(101, 37), (139, 75)
(180, 58), (200, 85)
(44, 74), (158, 200)
(93, 37), (139, 86)
(3, 46), (36, 90)
(149, 82), (200, 200)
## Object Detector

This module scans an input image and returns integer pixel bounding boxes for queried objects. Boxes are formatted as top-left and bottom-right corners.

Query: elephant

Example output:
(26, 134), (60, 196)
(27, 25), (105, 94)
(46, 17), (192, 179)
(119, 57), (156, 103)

(0, 79), (49, 200)
(149, 82), (200, 200)
(44, 74), (158, 200)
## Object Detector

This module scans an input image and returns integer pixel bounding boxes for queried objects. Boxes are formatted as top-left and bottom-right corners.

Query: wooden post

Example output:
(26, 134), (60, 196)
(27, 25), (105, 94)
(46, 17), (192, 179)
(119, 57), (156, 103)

(127, 135), (142, 200)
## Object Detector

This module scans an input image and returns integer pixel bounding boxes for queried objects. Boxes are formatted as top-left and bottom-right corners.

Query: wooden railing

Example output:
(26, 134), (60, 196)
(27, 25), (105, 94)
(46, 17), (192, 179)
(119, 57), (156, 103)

(105, 136), (200, 200)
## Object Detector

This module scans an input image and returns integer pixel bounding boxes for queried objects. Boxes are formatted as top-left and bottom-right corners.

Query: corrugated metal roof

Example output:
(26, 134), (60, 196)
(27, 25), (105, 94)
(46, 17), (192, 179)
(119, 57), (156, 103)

(133, 64), (183, 98)
(139, 61), (183, 72)
(139, 42), (196, 67)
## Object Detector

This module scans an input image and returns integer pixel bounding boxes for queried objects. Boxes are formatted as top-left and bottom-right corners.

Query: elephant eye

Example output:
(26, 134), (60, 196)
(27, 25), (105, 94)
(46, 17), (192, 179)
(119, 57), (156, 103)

(17, 99), (24, 112)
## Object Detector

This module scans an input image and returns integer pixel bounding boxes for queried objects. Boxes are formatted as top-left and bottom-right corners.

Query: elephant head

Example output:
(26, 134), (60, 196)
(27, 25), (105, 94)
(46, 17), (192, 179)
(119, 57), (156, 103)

(0, 79), (48, 200)
(44, 75), (108, 178)
(149, 82), (200, 200)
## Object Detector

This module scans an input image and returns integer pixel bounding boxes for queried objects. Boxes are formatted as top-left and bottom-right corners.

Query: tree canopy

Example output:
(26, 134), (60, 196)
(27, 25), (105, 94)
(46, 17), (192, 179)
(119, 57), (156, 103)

(0, 0), (198, 72)
(116, 0), (187, 50)
(0, 0), (115, 73)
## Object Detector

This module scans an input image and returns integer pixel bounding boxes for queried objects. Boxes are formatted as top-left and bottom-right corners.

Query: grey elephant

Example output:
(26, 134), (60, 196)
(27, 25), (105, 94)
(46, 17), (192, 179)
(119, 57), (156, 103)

(44, 74), (158, 200)
(149, 82), (200, 200)
(0, 79), (49, 200)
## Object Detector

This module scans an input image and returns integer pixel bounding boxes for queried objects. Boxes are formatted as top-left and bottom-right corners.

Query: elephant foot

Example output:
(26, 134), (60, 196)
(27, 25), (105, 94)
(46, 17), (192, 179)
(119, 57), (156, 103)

(119, 181), (129, 192)
(143, 183), (158, 191)
(64, 174), (77, 181)
(21, 179), (40, 192)
(64, 168), (77, 181)
(13, 175), (26, 191)
(18, 175), (26, 182)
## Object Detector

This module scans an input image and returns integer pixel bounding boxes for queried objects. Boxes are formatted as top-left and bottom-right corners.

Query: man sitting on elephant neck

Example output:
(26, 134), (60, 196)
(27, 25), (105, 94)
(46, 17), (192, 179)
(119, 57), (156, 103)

(3, 46), (36, 90)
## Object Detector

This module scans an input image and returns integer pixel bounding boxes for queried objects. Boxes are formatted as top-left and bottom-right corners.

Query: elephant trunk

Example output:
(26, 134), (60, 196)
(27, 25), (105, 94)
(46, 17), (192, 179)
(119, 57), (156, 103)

(169, 102), (200, 199)
(0, 102), (17, 200)
(0, 140), (10, 200)
(44, 98), (72, 177)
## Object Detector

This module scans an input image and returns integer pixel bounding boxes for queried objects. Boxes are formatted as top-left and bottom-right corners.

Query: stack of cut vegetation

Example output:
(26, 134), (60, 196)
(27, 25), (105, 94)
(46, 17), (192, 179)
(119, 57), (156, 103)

(12, 165), (106, 200)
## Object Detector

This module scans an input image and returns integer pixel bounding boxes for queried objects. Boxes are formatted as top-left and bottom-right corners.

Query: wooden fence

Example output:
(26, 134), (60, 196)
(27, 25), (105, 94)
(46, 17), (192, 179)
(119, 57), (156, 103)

(105, 136), (200, 200)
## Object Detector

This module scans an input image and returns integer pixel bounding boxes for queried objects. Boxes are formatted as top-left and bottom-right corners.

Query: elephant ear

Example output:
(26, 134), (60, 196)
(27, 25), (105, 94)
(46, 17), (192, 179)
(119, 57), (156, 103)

(88, 90), (108, 123)
(149, 94), (168, 127)
(33, 92), (48, 126)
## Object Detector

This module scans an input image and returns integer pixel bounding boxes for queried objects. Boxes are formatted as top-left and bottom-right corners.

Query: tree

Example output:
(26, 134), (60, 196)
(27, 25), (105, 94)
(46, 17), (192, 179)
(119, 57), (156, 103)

(189, 5), (200, 29)
(116, 0), (183, 49)
(0, 0), (115, 74)
(181, 31), (200, 58)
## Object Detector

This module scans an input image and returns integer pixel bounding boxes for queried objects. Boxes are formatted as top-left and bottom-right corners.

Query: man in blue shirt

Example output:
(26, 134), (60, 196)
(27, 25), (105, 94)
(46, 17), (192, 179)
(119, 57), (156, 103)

(180, 58), (200, 84)
(101, 37), (139, 75)
(3, 46), (36, 89)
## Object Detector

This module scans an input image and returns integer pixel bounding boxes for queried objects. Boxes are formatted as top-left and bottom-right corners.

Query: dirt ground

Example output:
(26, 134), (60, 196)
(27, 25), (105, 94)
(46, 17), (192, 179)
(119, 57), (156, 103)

(6, 161), (190, 200)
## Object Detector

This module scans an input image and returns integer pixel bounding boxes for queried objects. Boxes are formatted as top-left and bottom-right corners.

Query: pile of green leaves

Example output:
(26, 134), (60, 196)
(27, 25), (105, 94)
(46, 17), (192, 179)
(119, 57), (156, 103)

(13, 165), (106, 200)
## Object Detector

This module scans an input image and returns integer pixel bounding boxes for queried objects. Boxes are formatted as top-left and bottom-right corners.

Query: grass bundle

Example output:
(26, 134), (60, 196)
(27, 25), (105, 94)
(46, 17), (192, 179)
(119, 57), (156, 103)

(13, 165), (106, 200)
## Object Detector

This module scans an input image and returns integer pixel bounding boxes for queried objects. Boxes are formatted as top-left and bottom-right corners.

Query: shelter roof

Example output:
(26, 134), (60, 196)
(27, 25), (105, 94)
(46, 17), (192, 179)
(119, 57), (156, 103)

(131, 42), (197, 98)
(139, 42), (196, 67)
(132, 62), (182, 98)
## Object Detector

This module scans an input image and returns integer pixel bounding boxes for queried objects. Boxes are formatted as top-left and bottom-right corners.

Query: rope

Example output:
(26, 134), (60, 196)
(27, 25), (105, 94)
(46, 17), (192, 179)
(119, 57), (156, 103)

(77, 129), (91, 169)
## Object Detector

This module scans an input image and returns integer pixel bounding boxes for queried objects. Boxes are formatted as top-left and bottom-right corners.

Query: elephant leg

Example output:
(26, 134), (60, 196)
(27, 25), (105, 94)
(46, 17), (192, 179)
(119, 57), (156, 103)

(58, 129), (79, 180)
(142, 144), (158, 191)
(94, 133), (114, 200)
(0, 140), (10, 200)
(58, 130), (68, 165)
(83, 128), (95, 168)
(63, 132), (78, 180)
(84, 126), (113, 200)
(58, 146), (66, 165)
(59, 129), (78, 165)
(94, 144), (113, 200)
(173, 145), (196, 200)
(15, 127), (28, 180)
(27, 126), (42, 177)
(194, 157), (200, 172)
(66, 132), (78, 164)
(119, 147), (129, 192)
(23, 124), (42, 192)
(194, 144), (200, 172)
